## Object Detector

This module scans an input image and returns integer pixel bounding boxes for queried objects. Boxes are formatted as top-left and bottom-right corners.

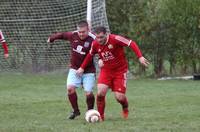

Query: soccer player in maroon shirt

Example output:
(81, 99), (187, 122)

(0, 30), (9, 59)
(48, 21), (96, 119)
(77, 26), (149, 121)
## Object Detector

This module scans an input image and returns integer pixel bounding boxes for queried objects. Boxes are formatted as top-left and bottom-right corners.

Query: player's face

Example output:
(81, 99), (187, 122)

(95, 32), (107, 45)
(77, 26), (89, 40)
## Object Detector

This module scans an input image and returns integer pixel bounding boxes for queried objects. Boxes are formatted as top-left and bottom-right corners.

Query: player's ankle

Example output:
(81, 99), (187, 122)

(68, 110), (80, 119)
(74, 109), (80, 114)
(123, 108), (129, 112)
(122, 108), (129, 119)
(100, 114), (104, 121)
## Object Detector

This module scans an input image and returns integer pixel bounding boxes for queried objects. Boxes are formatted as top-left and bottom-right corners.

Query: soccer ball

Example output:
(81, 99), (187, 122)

(85, 109), (100, 123)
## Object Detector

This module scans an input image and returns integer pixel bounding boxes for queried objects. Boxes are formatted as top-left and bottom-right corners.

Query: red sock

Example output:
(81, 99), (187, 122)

(117, 97), (128, 110)
(96, 95), (105, 119)
(86, 94), (95, 110)
(68, 92), (79, 112)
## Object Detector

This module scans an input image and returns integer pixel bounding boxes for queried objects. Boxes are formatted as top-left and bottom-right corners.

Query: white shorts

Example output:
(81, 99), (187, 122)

(66, 68), (95, 92)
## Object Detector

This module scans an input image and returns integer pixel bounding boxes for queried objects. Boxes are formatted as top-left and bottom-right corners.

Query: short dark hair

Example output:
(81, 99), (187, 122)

(77, 20), (88, 28)
(94, 26), (107, 34)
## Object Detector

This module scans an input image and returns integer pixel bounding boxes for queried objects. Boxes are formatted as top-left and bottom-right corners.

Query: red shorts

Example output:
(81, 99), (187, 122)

(98, 68), (128, 93)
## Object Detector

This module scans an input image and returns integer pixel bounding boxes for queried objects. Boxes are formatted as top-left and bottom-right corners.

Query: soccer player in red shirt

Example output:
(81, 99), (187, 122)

(48, 21), (96, 119)
(77, 26), (149, 121)
(0, 30), (9, 59)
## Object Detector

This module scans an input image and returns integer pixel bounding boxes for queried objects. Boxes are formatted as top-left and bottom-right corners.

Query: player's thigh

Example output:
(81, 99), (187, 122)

(98, 69), (112, 88)
(82, 73), (95, 92)
(112, 71), (128, 94)
(66, 69), (82, 89)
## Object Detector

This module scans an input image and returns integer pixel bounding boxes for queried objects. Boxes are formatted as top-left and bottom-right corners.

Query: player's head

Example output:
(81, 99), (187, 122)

(94, 26), (107, 45)
(77, 20), (89, 40)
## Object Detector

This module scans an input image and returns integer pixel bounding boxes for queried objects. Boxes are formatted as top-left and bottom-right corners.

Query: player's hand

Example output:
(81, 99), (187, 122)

(76, 68), (84, 77)
(47, 37), (55, 43)
(47, 37), (51, 43)
(98, 59), (104, 68)
(139, 56), (150, 67)
(4, 54), (9, 59)
(47, 37), (54, 48)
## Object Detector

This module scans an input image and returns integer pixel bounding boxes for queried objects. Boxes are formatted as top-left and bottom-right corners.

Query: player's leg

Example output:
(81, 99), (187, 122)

(113, 71), (129, 119)
(97, 83), (109, 121)
(114, 92), (129, 119)
(66, 69), (82, 119)
(97, 69), (111, 120)
(82, 73), (95, 110)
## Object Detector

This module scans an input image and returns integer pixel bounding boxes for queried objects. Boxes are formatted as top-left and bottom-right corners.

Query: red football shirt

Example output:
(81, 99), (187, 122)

(81, 34), (142, 71)
(0, 30), (8, 54)
(49, 31), (96, 73)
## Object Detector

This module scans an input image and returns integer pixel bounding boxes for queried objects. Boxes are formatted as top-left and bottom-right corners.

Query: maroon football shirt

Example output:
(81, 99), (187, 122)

(49, 31), (96, 73)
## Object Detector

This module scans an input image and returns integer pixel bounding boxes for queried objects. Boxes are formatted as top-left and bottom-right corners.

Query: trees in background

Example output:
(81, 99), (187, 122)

(106, 0), (200, 77)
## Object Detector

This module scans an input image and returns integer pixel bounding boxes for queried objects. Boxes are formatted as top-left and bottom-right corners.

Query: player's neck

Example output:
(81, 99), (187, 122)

(79, 35), (89, 41)
(103, 34), (109, 45)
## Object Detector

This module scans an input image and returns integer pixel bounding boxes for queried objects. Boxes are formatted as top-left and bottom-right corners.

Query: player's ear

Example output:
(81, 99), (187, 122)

(105, 33), (108, 38)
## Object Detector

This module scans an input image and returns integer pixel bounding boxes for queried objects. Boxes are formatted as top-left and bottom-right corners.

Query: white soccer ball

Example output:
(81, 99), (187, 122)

(85, 109), (100, 123)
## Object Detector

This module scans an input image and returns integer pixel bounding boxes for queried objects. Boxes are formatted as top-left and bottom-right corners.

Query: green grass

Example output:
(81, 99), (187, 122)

(0, 73), (200, 132)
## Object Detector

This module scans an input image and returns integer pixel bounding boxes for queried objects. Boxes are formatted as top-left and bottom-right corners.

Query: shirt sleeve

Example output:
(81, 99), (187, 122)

(89, 42), (98, 55)
(114, 35), (143, 58)
(49, 32), (72, 42)
(0, 30), (8, 54)
(2, 42), (8, 54)
(80, 42), (97, 69)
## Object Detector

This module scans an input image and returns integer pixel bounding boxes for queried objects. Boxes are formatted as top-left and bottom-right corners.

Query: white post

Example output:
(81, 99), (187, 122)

(87, 0), (92, 31)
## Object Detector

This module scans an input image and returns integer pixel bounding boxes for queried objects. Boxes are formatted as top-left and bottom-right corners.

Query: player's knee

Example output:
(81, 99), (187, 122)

(85, 91), (93, 96)
(97, 85), (108, 96)
(115, 92), (125, 101)
(67, 86), (76, 94)
(67, 89), (75, 94)
(97, 90), (106, 97)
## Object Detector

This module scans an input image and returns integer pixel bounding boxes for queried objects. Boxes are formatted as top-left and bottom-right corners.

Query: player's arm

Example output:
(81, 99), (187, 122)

(47, 32), (72, 43)
(115, 35), (150, 67)
(2, 42), (9, 58)
(0, 30), (9, 59)
(76, 42), (97, 76)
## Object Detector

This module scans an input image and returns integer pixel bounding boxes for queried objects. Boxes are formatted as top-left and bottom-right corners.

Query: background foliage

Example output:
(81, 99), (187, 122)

(106, 0), (200, 77)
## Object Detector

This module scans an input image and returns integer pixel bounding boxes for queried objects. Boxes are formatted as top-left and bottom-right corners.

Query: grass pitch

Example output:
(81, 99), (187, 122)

(0, 73), (199, 132)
